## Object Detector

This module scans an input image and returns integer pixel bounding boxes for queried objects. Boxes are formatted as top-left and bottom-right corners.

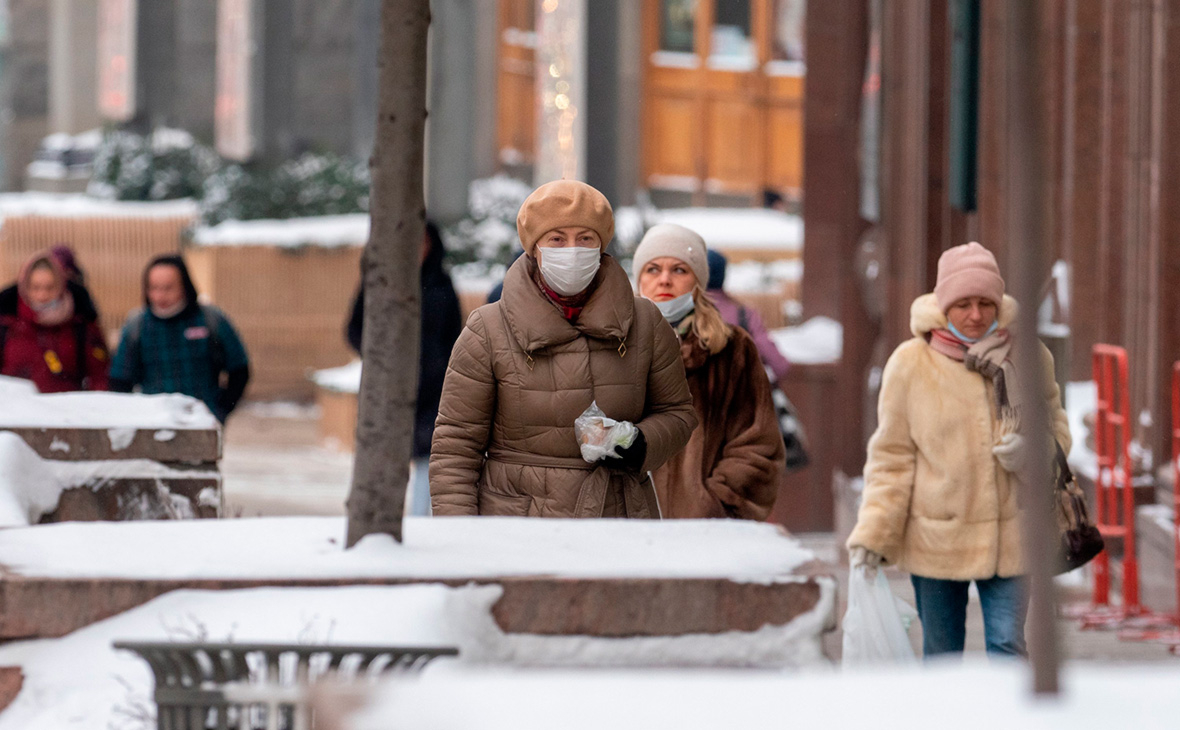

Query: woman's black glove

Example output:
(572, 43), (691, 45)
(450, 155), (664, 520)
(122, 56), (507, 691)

(605, 428), (647, 471)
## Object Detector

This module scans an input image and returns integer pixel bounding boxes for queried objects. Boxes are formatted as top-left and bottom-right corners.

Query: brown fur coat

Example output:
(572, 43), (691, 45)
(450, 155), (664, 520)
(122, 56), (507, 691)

(651, 325), (784, 519)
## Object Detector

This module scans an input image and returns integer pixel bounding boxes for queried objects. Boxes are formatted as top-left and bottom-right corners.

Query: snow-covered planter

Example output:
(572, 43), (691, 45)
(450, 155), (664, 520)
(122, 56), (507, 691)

(0, 378), (222, 525)
(186, 216), (370, 400)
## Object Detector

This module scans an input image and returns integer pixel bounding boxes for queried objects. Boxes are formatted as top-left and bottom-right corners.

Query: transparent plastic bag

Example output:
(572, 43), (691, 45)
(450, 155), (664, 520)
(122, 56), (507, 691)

(841, 565), (918, 667)
(574, 400), (638, 463)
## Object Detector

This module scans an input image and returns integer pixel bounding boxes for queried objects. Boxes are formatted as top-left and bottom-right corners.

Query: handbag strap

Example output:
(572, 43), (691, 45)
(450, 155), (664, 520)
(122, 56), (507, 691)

(1054, 441), (1073, 489)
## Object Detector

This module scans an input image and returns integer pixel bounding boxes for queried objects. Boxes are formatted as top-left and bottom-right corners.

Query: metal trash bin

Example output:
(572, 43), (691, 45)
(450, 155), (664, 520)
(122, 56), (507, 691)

(113, 641), (458, 730)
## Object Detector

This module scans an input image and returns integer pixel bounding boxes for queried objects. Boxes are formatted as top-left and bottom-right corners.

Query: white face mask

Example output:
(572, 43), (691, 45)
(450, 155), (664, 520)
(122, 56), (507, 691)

(537, 246), (601, 296)
(652, 291), (695, 323)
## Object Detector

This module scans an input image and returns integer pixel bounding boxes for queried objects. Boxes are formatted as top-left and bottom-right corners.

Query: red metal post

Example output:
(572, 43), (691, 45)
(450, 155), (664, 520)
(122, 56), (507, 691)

(1118, 361), (1180, 650)
(1080, 345), (1161, 629)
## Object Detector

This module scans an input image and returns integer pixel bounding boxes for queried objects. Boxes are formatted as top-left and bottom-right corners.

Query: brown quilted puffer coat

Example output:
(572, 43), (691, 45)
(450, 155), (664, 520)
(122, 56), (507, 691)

(430, 254), (697, 517)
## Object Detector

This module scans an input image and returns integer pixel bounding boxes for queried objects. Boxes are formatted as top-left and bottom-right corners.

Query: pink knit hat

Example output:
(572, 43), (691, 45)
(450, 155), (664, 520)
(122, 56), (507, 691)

(934, 242), (1005, 312)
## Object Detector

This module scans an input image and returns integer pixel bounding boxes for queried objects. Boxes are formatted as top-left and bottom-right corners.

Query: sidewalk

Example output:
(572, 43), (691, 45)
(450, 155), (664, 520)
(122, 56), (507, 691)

(220, 406), (1179, 663)
(221, 404), (352, 517)
(795, 533), (1180, 663)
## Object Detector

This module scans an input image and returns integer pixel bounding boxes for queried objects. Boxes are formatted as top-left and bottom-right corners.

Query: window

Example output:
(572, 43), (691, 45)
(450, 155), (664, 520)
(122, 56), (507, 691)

(771, 0), (806, 63)
(710, 0), (755, 70)
(660, 0), (698, 53)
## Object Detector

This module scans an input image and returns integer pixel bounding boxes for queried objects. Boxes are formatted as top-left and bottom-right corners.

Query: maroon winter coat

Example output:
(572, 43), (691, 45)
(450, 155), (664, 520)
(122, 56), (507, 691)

(0, 282), (109, 393)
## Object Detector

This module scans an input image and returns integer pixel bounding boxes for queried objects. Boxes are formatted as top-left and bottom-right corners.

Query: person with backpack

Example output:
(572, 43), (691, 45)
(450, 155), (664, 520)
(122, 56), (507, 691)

(0, 250), (109, 392)
(109, 255), (250, 423)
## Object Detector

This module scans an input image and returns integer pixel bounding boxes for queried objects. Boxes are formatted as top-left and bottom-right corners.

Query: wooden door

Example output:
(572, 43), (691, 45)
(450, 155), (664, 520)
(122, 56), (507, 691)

(642, 0), (806, 200)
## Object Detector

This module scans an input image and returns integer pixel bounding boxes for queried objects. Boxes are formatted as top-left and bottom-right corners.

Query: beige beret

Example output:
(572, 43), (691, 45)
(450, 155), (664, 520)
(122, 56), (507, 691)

(516, 179), (614, 256)
(632, 223), (710, 287)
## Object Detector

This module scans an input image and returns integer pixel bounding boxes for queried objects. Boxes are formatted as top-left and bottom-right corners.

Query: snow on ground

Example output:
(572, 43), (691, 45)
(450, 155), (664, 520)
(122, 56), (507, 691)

(651, 207), (803, 252)
(0, 433), (68, 527)
(1065, 380), (1098, 480)
(0, 575), (835, 730)
(723, 258), (803, 293)
(769, 317), (843, 365)
(191, 213), (369, 248)
(0, 381), (217, 430)
(0, 516), (815, 582)
(348, 660), (1180, 730)
(0, 192), (197, 220)
(312, 360), (362, 394)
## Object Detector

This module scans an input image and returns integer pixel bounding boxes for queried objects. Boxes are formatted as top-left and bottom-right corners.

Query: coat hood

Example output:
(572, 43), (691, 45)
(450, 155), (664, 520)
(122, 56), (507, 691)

(498, 253), (635, 353)
(909, 292), (1019, 338)
(142, 254), (200, 319)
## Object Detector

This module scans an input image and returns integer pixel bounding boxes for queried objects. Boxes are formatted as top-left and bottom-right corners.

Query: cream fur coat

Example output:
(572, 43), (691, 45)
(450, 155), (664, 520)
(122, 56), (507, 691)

(846, 293), (1071, 580)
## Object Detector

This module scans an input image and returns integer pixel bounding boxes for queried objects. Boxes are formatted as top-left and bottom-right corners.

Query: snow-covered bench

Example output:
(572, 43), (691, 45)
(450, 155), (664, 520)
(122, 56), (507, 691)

(0, 377), (221, 525)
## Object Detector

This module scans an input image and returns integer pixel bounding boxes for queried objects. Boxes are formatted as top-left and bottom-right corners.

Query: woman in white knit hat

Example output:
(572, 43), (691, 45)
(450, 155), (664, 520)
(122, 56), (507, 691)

(632, 223), (785, 519)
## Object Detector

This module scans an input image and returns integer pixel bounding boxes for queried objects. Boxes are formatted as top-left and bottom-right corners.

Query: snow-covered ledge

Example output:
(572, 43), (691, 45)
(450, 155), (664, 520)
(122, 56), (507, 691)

(0, 517), (836, 667)
(0, 377), (222, 523)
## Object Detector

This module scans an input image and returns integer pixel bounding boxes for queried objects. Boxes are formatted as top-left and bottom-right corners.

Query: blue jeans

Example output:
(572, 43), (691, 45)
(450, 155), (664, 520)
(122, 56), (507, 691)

(910, 574), (1028, 658)
(406, 457), (432, 517)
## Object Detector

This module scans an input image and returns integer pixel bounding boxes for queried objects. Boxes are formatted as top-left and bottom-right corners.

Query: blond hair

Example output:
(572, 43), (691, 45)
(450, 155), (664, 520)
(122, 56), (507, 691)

(690, 285), (731, 354)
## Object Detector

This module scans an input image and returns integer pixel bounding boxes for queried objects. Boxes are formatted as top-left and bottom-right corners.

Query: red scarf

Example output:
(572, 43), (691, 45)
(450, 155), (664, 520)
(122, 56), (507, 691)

(527, 255), (596, 321)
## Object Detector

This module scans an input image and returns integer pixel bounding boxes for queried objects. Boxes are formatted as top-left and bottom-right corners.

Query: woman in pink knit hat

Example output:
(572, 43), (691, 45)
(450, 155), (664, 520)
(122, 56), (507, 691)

(846, 241), (1071, 658)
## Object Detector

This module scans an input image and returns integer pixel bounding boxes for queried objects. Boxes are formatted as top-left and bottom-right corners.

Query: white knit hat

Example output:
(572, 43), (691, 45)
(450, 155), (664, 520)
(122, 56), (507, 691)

(632, 223), (709, 286)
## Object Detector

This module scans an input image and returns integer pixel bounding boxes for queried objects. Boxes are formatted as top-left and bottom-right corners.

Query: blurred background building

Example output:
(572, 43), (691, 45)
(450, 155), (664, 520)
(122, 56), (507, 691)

(1, 0), (807, 219)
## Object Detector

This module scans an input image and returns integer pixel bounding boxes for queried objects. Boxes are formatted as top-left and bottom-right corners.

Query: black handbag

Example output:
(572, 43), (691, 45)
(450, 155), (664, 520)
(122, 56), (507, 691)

(1053, 442), (1105, 574)
(771, 387), (810, 472)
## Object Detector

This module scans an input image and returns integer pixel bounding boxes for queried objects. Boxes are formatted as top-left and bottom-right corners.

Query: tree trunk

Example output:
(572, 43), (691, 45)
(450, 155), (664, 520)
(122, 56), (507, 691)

(345, 0), (430, 547)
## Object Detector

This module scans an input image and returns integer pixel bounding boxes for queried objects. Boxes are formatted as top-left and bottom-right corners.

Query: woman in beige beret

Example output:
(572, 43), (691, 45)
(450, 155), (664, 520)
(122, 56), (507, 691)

(430, 180), (697, 518)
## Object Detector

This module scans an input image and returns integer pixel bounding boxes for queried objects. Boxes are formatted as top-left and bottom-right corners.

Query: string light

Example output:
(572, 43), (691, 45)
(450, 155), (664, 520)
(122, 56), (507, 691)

(536, 0), (581, 180)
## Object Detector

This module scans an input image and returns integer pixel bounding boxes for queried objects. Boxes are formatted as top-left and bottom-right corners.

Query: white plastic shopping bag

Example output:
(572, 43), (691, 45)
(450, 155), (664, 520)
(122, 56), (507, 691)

(841, 565), (918, 666)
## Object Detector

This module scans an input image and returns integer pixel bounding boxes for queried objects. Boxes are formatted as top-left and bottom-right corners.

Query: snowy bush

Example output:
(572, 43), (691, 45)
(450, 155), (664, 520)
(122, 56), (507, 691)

(443, 175), (532, 268)
(88, 128), (219, 202)
(87, 126), (370, 224)
(199, 153), (370, 225)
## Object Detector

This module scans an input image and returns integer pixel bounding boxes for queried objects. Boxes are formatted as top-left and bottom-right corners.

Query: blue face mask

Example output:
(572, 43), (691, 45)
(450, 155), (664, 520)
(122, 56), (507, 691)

(948, 319), (999, 344)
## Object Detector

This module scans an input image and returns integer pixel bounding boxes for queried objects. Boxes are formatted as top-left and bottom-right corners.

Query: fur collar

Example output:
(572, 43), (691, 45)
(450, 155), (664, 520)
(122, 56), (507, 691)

(909, 292), (1019, 338)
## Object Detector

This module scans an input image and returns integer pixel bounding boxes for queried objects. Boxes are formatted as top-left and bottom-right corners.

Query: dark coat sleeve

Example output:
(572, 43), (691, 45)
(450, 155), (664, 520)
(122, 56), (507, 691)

(703, 332), (786, 520)
(346, 287), (364, 354)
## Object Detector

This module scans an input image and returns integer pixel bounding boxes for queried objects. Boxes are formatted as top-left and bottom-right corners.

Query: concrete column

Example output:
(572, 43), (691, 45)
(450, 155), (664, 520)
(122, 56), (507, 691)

(259, 0), (294, 162)
(48, 0), (100, 134)
(133, 0), (177, 131)
(425, 0), (499, 222)
(352, 0), (380, 161)
(585, 0), (642, 207)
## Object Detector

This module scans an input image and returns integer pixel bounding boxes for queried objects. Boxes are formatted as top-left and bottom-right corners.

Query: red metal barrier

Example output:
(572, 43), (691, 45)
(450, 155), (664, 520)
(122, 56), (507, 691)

(1076, 346), (1162, 629)
(1119, 361), (1180, 652)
